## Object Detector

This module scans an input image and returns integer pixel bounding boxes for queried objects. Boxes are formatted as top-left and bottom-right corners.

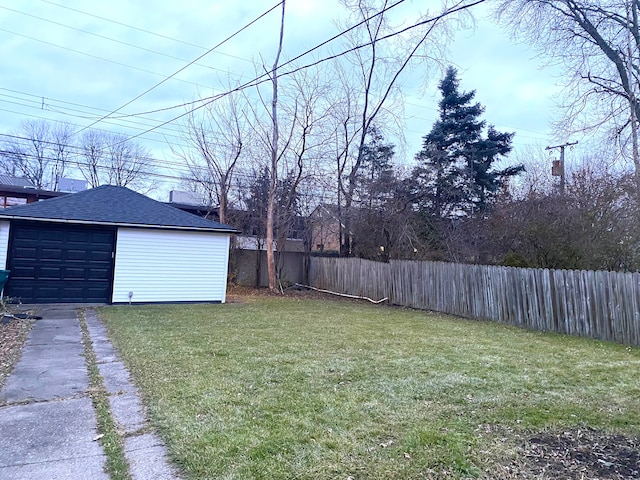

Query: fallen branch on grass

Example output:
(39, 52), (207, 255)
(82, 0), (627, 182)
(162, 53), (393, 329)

(294, 283), (388, 304)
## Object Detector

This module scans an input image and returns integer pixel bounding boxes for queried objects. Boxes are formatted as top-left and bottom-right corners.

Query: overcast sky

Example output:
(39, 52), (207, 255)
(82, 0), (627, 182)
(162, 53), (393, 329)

(0, 0), (568, 198)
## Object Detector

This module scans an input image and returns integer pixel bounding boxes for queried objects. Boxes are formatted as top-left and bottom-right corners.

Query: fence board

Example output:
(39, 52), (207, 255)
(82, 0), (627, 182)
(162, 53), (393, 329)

(309, 257), (640, 347)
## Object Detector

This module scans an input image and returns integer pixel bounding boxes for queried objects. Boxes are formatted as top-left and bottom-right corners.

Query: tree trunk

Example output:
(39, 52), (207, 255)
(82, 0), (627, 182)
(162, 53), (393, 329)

(219, 180), (228, 225)
(266, 1), (286, 292)
(266, 200), (276, 289)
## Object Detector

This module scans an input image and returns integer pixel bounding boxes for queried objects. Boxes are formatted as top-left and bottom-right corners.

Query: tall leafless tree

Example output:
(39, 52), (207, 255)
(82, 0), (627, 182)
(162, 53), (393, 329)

(77, 130), (154, 191)
(264, 0), (287, 292)
(245, 39), (334, 290)
(498, 0), (640, 183)
(272, 70), (333, 261)
(79, 130), (104, 188)
(105, 135), (153, 188)
(174, 92), (251, 224)
(0, 119), (73, 189)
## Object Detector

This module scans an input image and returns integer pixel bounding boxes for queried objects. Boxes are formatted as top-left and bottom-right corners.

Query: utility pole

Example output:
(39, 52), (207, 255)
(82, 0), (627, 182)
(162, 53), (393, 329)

(546, 141), (578, 194)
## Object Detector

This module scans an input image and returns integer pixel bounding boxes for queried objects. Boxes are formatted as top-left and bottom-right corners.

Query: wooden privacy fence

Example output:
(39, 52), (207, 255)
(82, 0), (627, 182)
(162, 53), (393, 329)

(309, 257), (640, 346)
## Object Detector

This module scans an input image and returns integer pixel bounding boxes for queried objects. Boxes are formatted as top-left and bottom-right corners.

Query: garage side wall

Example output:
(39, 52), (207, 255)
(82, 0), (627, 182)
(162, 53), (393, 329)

(112, 228), (231, 303)
(0, 221), (9, 269)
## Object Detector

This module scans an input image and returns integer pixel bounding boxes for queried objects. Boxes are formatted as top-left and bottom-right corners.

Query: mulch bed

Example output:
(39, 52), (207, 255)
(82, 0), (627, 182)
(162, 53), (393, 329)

(499, 427), (640, 479)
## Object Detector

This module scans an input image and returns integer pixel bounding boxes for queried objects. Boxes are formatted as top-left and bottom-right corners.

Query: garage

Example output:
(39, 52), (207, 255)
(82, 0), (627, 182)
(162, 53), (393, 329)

(6, 222), (116, 303)
(0, 185), (237, 304)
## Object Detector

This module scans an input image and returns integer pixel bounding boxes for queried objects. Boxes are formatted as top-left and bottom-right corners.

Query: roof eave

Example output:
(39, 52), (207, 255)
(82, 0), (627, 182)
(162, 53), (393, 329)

(0, 215), (239, 234)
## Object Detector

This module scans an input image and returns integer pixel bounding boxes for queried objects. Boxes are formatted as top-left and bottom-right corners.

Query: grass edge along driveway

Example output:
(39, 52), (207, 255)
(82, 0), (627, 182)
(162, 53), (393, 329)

(98, 295), (640, 479)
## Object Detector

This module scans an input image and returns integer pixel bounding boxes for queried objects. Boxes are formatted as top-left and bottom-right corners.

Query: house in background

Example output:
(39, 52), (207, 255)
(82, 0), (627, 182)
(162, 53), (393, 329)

(0, 185), (237, 304)
(0, 175), (66, 208)
(308, 204), (342, 253)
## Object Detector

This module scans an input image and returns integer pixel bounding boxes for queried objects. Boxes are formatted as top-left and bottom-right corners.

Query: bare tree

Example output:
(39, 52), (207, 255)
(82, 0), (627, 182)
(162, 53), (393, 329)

(497, 0), (640, 182)
(174, 92), (251, 224)
(273, 70), (333, 261)
(105, 135), (153, 189)
(245, 27), (334, 290)
(79, 130), (106, 188)
(489, 162), (639, 270)
(77, 130), (154, 190)
(264, 0), (287, 292)
(1, 119), (73, 189)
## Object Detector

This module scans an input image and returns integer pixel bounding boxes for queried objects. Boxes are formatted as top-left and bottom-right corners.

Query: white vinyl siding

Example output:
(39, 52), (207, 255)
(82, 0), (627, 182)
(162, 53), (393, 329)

(112, 228), (231, 303)
(0, 221), (9, 269)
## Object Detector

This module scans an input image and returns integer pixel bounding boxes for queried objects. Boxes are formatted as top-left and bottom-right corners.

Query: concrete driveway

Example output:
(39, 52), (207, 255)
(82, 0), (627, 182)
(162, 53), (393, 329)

(0, 306), (179, 479)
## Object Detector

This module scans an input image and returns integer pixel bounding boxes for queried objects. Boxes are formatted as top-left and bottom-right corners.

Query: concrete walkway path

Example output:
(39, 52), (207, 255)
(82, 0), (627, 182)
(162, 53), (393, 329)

(0, 306), (179, 479)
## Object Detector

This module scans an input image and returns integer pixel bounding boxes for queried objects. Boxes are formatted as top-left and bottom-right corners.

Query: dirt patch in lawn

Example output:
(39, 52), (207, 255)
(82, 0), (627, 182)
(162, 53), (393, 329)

(499, 427), (640, 479)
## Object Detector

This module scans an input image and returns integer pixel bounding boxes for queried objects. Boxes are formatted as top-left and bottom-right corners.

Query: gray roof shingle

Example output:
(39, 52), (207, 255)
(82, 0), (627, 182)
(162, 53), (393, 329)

(0, 185), (237, 232)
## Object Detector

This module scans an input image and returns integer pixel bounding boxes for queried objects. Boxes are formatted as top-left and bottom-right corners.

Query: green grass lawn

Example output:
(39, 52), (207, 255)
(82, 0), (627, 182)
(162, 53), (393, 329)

(98, 294), (640, 479)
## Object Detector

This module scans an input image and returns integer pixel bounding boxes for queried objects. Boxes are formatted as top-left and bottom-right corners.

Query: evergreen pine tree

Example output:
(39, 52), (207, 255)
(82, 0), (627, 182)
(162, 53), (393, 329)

(414, 66), (522, 217)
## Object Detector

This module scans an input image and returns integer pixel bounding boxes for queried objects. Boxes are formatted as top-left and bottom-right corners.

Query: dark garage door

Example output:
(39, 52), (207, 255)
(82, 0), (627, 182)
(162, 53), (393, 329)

(6, 222), (116, 303)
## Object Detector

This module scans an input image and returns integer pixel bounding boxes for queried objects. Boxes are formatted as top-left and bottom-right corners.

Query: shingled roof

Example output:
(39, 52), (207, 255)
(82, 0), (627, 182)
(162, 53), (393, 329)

(0, 185), (238, 232)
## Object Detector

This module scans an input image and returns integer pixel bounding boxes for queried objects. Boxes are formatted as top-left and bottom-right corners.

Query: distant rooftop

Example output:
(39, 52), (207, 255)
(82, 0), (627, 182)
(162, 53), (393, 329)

(0, 175), (35, 187)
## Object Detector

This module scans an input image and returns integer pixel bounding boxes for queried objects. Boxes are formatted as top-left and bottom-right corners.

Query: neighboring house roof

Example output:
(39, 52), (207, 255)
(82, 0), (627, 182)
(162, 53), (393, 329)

(0, 185), (239, 233)
(165, 201), (218, 218)
(0, 184), (67, 199)
(0, 175), (35, 187)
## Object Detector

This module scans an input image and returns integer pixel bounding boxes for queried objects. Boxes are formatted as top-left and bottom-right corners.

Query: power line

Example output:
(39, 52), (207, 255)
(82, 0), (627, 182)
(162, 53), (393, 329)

(6, 81), (539, 150)
(2, 88), (549, 152)
(0, 129), (341, 181)
(0, 130), (333, 184)
(0, 92), (184, 135)
(109, 0), (484, 124)
(0, 88), (188, 137)
(0, 103), (364, 169)
(104, 0), (418, 137)
(75, 1), (284, 134)
(0, 27), (209, 89)
(0, 98), (191, 148)
(2, 0), (501, 160)
(40, 0), (255, 65)
(6, 0), (412, 141)
(0, 131), (239, 175)
(0, 90), (258, 153)
(0, 107), (217, 165)
(0, 148), (194, 184)
(116, 0), (485, 146)
(101, 0), (411, 121)
(0, 6), (236, 73)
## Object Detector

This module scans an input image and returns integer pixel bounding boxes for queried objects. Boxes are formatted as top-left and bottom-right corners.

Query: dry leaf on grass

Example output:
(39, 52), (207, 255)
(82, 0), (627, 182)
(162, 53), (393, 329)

(0, 317), (33, 389)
